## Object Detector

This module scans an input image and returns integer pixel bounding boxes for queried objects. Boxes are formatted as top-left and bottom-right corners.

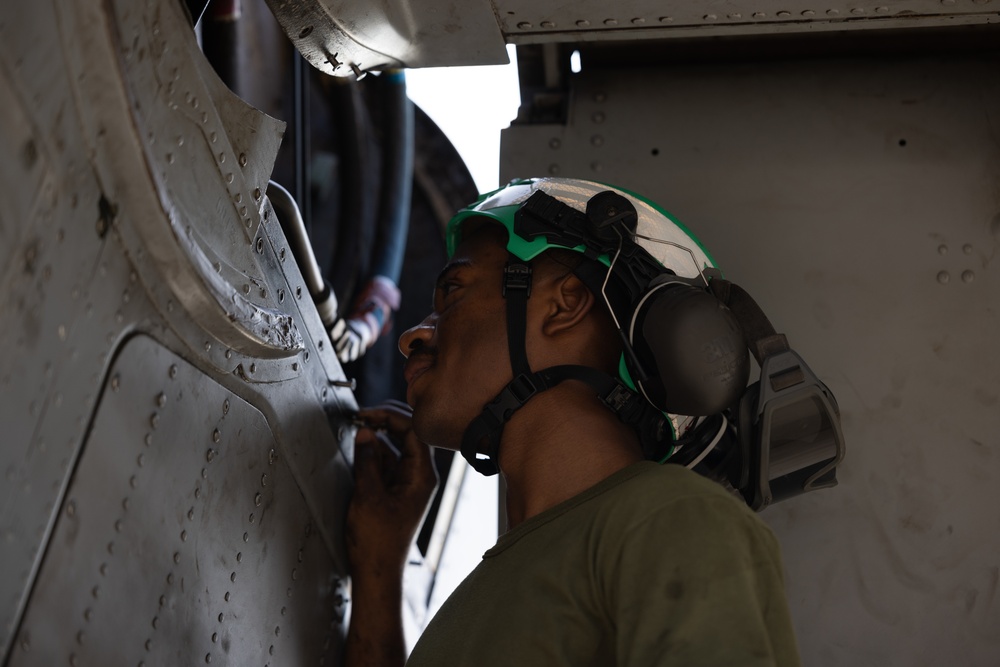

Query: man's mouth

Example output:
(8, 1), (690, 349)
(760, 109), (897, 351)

(403, 356), (434, 386)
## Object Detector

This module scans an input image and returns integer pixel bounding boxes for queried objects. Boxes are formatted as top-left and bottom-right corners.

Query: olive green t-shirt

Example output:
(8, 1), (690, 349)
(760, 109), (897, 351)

(406, 461), (800, 667)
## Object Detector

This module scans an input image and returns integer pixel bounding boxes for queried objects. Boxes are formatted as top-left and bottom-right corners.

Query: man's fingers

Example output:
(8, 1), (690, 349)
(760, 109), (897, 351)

(356, 405), (414, 440)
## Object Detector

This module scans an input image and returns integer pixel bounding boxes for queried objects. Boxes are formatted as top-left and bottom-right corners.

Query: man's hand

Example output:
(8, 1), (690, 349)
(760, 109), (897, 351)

(345, 400), (437, 667)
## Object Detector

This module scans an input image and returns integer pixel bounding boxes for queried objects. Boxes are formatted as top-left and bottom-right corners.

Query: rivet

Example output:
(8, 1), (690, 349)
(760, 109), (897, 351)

(753, 11), (766, 18)
(938, 244), (948, 255)
(210, 132), (218, 143)
(548, 164), (560, 175)
(156, 392), (167, 407)
(169, 365), (178, 379)
(243, 284), (251, 295)
(225, 349), (232, 360)
(166, 153), (174, 164)
(540, 20), (555, 28)
(71, 654), (78, 666)
(576, 19), (590, 27)
(256, 238), (264, 254)
(299, 25), (313, 38)
(77, 631), (85, 645)
(777, 10), (790, 18)
(218, 152), (226, 163)
(592, 112), (605, 123)
(195, 487), (201, 499)
(123, 497), (130, 511)
(591, 135), (604, 146)
(963, 243), (973, 254)
(704, 13), (718, 20)
(876, 6), (890, 12)
(591, 162), (603, 172)
(213, 429), (221, 443)
(230, 571), (236, 582)
(225, 173), (234, 184)
(235, 193), (242, 203)
(729, 12), (743, 18)
(631, 17), (645, 24)
(279, 289), (286, 303)
(269, 645), (275, 655)
(201, 468), (207, 479)
(92, 585), (100, 599)
(107, 541), (115, 554)
(152, 616), (158, 629)
(224, 591), (230, 602)
(137, 453), (144, 467)
(291, 568), (298, 580)
(243, 532), (249, 542)
(237, 551), (243, 563)
(111, 375), (121, 391)
(173, 552), (180, 564)
(254, 188), (262, 201)
(516, 21), (532, 29)
(239, 153), (248, 167)
(269, 448), (277, 464)
(549, 138), (561, 149)
(145, 639), (152, 651)
(207, 449), (216, 462)
(99, 563), (108, 576)
(150, 413), (159, 429)
(297, 549), (304, 563)
(827, 7), (841, 14)
(937, 270), (950, 284)
(850, 7), (864, 14)
(84, 608), (93, 621)
(255, 493), (262, 507)
(249, 363), (257, 374)
(212, 632), (218, 643)
(281, 606), (286, 616)
(218, 612), (224, 622)
(962, 270), (975, 283)
(296, 286), (302, 299)
(159, 595), (165, 607)
(279, 248), (287, 261)
(604, 18), (618, 25)
(275, 626), (280, 637)
(145, 433), (153, 446)
(187, 508), (194, 520)
(114, 519), (123, 532)
(240, 206), (247, 216)
(204, 341), (212, 352)
(167, 573), (174, 585)
(261, 473), (268, 487)
(249, 513), (255, 524)
(67, 501), (76, 517)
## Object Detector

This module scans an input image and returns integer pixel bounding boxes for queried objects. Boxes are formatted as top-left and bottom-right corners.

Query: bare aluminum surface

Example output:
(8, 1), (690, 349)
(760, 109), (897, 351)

(0, 0), (356, 659)
(9, 335), (345, 666)
(501, 56), (1000, 665)
(263, 0), (509, 75)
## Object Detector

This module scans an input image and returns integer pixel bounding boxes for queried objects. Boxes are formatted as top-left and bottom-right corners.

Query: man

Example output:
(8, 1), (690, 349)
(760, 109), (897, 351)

(345, 178), (801, 666)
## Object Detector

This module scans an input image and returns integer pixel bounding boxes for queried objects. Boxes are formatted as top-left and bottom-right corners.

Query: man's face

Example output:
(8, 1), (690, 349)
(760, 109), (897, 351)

(399, 224), (513, 450)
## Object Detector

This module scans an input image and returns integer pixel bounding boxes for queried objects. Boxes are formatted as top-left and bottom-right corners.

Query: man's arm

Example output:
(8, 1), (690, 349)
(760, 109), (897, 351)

(345, 404), (438, 667)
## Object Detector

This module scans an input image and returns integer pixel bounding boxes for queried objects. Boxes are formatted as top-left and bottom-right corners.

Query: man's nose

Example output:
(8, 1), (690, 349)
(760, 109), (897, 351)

(398, 314), (436, 358)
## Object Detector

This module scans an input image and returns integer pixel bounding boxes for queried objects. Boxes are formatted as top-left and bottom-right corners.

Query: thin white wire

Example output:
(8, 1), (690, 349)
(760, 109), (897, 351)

(684, 414), (728, 470)
(600, 230), (625, 332)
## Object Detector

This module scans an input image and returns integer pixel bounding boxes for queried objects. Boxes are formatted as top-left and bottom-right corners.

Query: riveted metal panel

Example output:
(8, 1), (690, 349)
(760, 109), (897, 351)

(501, 55), (1000, 665)
(9, 335), (345, 667)
(0, 0), (356, 660)
(499, 0), (1000, 43)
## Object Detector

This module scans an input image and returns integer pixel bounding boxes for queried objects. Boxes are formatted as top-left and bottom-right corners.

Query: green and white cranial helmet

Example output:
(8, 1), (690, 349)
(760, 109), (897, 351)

(447, 177), (718, 282)
(445, 177), (726, 441)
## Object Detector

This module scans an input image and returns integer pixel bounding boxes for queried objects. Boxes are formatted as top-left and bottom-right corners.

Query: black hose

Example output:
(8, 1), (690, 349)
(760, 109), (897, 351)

(370, 69), (414, 284)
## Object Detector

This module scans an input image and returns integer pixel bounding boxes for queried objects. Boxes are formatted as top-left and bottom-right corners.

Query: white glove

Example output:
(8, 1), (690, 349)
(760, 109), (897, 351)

(329, 276), (401, 363)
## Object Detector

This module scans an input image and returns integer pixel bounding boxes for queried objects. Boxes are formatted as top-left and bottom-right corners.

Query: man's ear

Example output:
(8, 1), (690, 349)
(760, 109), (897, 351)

(539, 271), (597, 338)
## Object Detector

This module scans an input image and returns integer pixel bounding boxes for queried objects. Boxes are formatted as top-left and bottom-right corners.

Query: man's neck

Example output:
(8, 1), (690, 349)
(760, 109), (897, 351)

(497, 380), (644, 529)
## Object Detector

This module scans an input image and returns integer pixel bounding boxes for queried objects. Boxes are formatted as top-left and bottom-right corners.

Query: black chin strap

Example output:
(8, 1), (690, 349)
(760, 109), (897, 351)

(460, 257), (663, 475)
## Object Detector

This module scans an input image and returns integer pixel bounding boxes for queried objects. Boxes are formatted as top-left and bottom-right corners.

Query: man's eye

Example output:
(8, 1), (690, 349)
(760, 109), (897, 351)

(440, 282), (460, 297)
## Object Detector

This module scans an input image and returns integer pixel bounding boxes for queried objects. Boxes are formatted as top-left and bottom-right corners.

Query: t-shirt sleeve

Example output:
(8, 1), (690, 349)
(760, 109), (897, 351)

(605, 493), (801, 667)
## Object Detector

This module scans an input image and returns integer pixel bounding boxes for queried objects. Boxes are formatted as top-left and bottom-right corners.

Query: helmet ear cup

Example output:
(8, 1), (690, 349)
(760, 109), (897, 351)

(630, 284), (750, 416)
